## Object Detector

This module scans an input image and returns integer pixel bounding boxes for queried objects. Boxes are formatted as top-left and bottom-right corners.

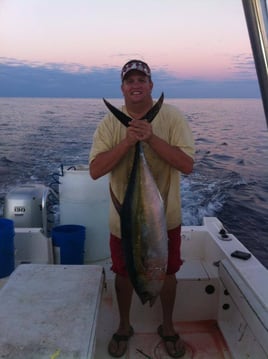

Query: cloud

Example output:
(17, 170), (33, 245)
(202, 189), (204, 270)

(0, 57), (260, 98)
(229, 53), (257, 79)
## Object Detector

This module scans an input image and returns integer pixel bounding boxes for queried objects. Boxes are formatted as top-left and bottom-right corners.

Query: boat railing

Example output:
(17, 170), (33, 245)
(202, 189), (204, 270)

(242, 0), (268, 126)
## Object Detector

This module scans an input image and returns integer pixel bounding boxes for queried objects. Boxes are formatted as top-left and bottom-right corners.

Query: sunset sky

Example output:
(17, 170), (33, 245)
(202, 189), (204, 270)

(0, 0), (261, 98)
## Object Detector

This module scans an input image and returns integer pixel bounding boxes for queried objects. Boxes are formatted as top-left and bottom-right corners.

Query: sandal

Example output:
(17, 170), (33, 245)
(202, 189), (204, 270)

(157, 325), (185, 358)
(108, 326), (134, 357)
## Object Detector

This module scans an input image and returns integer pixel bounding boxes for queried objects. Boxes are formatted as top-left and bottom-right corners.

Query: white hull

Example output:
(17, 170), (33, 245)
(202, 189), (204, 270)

(0, 217), (267, 358)
(0, 168), (268, 358)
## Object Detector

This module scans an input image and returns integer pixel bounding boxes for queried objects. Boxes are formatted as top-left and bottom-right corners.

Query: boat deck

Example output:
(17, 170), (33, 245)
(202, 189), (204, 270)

(94, 258), (232, 359)
(96, 315), (231, 359)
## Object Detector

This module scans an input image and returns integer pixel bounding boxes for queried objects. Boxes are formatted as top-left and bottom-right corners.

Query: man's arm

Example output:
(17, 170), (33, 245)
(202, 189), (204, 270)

(90, 116), (194, 179)
(89, 124), (140, 179)
(90, 139), (131, 179)
(147, 134), (194, 174)
(129, 119), (194, 174)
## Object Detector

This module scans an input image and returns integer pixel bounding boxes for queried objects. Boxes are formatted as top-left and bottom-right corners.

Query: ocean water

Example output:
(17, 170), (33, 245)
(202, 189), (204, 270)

(0, 97), (268, 267)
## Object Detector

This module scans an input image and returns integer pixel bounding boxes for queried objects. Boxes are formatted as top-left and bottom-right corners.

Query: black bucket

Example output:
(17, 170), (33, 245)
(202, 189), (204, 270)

(0, 218), (15, 278)
(52, 225), (85, 264)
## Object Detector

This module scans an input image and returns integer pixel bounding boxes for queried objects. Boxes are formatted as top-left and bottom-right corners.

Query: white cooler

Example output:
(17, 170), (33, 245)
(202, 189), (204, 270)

(0, 264), (104, 359)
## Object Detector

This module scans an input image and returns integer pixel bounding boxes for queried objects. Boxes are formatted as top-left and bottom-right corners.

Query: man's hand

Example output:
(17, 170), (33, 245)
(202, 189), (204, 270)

(128, 119), (153, 142)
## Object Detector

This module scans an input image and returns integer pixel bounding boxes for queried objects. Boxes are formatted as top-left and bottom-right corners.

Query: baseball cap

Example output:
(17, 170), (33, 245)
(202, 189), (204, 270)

(121, 59), (151, 81)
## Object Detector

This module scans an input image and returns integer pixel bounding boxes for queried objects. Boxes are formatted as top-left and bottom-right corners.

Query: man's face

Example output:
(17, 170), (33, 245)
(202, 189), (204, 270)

(121, 70), (153, 104)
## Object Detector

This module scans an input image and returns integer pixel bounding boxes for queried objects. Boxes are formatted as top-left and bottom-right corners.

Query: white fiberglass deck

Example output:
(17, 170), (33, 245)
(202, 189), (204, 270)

(94, 258), (231, 359)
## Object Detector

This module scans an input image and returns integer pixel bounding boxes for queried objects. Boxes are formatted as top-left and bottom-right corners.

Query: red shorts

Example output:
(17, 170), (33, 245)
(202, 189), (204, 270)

(110, 226), (183, 276)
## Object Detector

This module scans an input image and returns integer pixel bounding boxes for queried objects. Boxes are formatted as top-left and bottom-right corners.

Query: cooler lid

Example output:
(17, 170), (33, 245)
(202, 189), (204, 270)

(0, 264), (104, 359)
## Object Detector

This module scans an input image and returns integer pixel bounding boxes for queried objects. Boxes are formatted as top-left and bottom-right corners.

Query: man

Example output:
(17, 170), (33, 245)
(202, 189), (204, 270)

(89, 59), (194, 358)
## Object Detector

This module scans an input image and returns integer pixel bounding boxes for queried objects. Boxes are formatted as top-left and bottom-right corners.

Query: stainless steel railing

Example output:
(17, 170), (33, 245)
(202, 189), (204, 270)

(242, 0), (268, 126)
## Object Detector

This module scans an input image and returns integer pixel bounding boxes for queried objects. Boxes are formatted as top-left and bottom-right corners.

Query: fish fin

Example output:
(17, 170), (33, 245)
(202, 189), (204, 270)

(103, 98), (132, 127)
(103, 92), (164, 126)
(109, 184), (122, 215)
(142, 92), (164, 122)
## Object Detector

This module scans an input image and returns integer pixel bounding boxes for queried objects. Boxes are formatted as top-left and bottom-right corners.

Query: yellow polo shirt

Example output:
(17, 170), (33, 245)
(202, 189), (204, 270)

(89, 102), (195, 238)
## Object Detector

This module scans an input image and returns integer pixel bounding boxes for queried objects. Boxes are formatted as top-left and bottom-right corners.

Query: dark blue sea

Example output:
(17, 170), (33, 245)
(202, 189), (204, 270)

(0, 98), (268, 267)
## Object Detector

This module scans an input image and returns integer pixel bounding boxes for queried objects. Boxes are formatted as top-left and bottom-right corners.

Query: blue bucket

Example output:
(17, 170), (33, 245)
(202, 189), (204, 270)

(0, 218), (15, 278)
(52, 225), (85, 264)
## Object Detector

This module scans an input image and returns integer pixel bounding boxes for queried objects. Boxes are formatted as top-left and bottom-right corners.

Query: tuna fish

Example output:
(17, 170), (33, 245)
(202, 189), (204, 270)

(103, 94), (168, 306)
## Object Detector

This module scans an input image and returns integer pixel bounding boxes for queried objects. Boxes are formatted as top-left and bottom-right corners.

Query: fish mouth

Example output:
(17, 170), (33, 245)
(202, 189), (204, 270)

(140, 292), (158, 307)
